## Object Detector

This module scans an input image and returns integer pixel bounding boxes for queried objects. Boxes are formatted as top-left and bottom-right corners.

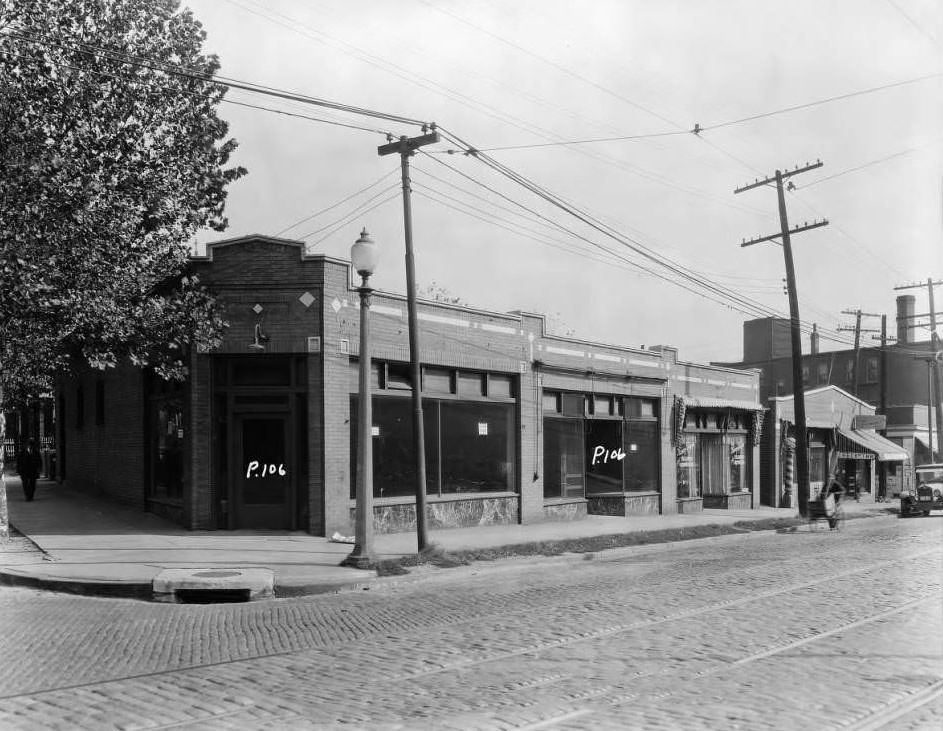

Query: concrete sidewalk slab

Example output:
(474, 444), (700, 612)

(1, 477), (375, 598)
(1, 475), (895, 601)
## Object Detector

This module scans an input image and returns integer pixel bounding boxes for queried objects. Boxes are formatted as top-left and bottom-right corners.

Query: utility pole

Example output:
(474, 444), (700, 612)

(736, 161), (828, 518)
(869, 316), (894, 425)
(378, 127), (440, 553)
(914, 355), (936, 461)
(894, 278), (943, 458)
(838, 309), (880, 399)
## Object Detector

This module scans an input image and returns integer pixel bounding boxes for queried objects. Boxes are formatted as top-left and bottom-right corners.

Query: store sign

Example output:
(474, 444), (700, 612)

(852, 415), (886, 430)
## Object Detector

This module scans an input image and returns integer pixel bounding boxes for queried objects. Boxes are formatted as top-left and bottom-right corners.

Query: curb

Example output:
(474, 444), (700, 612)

(0, 510), (896, 601)
(0, 569), (153, 600)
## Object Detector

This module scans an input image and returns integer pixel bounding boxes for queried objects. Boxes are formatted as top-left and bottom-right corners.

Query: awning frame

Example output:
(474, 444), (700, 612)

(836, 428), (908, 462)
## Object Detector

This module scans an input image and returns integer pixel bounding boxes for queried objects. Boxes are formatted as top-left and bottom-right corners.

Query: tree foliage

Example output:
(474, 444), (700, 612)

(0, 0), (245, 536)
(419, 281), (467, 306)
(0, 0), (245, 400)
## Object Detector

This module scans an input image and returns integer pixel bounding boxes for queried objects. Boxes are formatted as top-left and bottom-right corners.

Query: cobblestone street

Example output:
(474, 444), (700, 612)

(1, 514), (940, 730)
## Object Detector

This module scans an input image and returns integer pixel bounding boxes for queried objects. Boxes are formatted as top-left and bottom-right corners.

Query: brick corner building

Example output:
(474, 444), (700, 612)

(58, 235), (764, 536)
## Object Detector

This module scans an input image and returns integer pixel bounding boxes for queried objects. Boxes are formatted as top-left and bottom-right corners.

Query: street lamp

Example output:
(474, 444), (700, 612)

(342, 228), (378, 569)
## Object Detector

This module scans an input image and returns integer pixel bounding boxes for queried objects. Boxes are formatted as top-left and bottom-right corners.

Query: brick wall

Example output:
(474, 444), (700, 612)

(59, 364), (146, 507)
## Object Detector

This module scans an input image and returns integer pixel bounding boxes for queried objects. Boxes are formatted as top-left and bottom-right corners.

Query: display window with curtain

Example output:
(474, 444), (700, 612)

(675, 404), (755, 508)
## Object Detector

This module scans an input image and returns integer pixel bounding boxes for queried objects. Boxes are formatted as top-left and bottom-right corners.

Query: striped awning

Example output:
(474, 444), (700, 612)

(837, 429), (908, 462)
(679, 396), (764, 411)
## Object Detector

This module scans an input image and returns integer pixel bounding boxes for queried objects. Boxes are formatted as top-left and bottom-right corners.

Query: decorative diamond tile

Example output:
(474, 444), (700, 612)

(252, 303), (263, 314)
(331, 297), (342, 313)
(298, 291), (315, 308)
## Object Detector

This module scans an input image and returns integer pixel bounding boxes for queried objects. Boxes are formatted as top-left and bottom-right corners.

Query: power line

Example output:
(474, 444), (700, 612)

(886, 0), (942, 48)
(275, 169), (399, 236)
(417, 0), (680, 130)
(304, 191), (401, 249)
(0, 27), (427, 129)
(798, 144), (936, 188)
(297, 184), (401, 240)
(702, 73), (941, 132)
(437, 129), (689, 153)
(434, 127), (794, 323)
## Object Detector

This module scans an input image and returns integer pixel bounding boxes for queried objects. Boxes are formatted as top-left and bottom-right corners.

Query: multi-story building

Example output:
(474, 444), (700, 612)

(716, 300), (939, 466)
(716, 303), (936, 504)
(57, 235), (765, 536)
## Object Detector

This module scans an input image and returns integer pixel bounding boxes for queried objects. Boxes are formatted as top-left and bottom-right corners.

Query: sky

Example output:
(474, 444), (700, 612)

(184, 0), (943, 363)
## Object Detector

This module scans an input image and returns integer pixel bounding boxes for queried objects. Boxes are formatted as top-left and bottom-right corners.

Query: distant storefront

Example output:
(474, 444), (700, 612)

(765, 386), (908, 507)
(58, 235), (762, 536)
(673, 396), (763, 511)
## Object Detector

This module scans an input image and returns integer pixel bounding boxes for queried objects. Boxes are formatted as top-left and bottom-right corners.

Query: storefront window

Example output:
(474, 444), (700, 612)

(677, 434), (699, 498)
(544, 418), (584, 498)
(809, 445), (827, 483)
(728, 435), (747, 493)
(351, 396), (437, 499)
(153, 399), (184, 500)
(699, 434), (725, 496)
(440, 401), (514, 493)
(544, 390), (661, 498)
(625, 421), (659, 492)
(352, 396), (514, 498)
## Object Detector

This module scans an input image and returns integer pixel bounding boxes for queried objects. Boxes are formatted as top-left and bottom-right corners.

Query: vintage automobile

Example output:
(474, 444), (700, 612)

(900, 463), (943, 517)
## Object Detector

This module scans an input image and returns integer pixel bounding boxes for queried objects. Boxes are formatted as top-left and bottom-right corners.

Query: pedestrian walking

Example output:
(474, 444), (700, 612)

(824, 472), (845, 530)
(17, 438), (42, 501)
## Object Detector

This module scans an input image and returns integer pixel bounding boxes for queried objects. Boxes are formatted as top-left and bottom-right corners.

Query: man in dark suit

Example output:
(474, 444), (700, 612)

(17, 438), (42, 502)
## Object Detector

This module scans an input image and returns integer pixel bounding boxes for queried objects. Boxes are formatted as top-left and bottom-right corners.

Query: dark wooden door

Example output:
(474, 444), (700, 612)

(234, 414), (293, 529)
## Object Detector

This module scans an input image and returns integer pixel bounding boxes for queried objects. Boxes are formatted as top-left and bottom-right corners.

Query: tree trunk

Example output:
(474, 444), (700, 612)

(0, 384), (8, 540)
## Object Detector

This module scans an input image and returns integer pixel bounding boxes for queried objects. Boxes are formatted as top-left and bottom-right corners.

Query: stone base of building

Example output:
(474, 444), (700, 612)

(542, 498), (588, 521)
(676, 497), (704, 513)
(703, 492), (753, 510)
(356, 494), (519, 534)
(587, 492), (660, 516)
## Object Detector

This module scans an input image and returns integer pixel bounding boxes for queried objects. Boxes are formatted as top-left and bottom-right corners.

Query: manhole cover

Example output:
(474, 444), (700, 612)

(192, 570), (242, 578)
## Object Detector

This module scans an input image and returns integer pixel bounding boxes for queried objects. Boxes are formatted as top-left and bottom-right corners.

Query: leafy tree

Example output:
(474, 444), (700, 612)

(419, 281), (467, 306)
(0, 0), (245, 537)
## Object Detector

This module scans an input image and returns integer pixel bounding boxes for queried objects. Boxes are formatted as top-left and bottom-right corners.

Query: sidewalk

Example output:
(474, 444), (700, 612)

(1, 476), (894, 601)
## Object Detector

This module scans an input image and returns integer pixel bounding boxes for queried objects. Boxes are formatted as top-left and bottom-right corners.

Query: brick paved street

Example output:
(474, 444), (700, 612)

(0, 514), (940, 730)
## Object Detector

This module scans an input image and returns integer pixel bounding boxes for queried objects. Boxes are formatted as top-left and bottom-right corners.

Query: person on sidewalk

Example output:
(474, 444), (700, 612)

(824, 473), (845, 530)
(17, 438), (42, 502)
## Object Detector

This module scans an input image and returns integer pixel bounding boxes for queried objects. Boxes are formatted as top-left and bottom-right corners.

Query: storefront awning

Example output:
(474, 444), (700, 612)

(679, 396), (764, 411)
(837, 429), (908, 462)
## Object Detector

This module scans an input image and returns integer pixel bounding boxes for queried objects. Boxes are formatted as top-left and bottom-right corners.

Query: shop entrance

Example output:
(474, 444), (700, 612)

(234, 413), (293, 529)
(585, 420), (623, 494)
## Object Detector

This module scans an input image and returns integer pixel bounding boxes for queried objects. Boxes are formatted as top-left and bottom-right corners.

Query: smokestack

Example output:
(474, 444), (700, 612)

(896, 294), (915, 345)
(810, 323), (819, 355)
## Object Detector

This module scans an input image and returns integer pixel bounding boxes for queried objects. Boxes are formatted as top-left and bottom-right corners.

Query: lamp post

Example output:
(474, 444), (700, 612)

(342, 228), (378, 569)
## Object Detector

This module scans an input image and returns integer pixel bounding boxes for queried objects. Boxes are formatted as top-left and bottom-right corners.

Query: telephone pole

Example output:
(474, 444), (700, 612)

(838, 309), (881, 399)
(736, 161), (829, 517)
(894, 278), (943, 458)
(869, 315), (895, 425)
(378, 127), (440, 553)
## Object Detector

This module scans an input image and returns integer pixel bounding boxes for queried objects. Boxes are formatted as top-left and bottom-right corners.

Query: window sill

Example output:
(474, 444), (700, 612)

(587, 490), (660, 498)
(543, 497), (587, 506)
